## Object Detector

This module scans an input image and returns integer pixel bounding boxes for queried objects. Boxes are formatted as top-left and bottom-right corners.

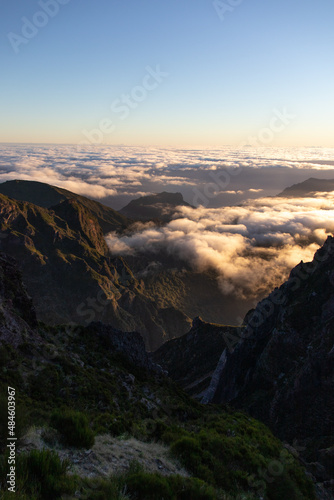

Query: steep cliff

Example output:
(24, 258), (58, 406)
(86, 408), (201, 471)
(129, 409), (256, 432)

(210, 237), (334, 492)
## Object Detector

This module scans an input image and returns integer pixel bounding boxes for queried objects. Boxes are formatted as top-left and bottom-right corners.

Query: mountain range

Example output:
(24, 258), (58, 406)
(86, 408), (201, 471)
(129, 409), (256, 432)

(0, 180), (251, 349)
(0, 181), (195, 350)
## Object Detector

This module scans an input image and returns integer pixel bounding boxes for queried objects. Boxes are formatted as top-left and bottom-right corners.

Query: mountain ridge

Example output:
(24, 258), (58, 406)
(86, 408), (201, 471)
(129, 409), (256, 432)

(0, 179), (132, 234)
(278, 177), (334, 197)
(0, 191), (191, 350)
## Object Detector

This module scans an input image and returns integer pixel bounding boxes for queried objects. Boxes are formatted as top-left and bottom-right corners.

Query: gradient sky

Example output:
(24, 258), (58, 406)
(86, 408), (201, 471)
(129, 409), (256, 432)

(1, 0), (333, 147)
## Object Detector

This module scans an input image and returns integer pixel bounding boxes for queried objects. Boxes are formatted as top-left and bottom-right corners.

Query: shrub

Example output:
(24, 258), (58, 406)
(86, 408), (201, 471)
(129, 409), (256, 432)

(51, 409), (95, 448)
(93, 412), (127, 436)
(11, 449), (75, 499)
(84, 477), (130, 500)
(169, 475), (217, 499)
(125, 471), (173, 499)
(170, 437), (204, 475)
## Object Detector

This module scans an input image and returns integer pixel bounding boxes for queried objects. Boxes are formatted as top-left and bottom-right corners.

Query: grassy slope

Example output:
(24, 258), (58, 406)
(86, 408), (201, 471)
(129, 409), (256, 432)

(0, 320), (315, 500)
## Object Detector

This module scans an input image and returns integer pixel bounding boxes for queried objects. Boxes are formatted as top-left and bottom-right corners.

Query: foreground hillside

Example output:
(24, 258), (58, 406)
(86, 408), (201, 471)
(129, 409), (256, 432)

(0, 253), (315, 499)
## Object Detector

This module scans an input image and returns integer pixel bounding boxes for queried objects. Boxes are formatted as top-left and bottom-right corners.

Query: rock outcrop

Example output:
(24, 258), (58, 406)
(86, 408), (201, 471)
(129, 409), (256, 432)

(0, 253), (39, 348)
(153, 316), (241, 398)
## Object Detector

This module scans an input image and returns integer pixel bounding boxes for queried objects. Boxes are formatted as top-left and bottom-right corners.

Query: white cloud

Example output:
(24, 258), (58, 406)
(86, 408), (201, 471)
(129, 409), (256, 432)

(106, 193), (334, 299)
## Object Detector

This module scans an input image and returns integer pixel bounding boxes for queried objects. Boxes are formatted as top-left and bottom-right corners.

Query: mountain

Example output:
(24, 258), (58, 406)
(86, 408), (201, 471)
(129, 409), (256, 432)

(0, 253), (316, 499)
(209, 237), (334, 494)
(0, 191), (191, 350)
(0, 179), (131, 234)
(0, 181), (253, 347)
(154, 238), (334, 497)
(120, 191), (194, 221)
(153, 317), (241, 399)
(278, 177), (334, 197)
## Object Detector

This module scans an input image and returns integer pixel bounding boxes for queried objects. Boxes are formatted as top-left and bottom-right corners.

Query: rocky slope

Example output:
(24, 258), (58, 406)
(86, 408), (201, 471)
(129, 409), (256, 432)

(0, 253), (38, 347)
(209, 237), (334, 495)
(0, 192), (191, 350)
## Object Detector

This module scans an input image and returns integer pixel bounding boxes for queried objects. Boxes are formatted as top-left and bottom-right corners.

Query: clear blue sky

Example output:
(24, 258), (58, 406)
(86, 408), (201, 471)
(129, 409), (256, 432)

(1, 0), (333, 147)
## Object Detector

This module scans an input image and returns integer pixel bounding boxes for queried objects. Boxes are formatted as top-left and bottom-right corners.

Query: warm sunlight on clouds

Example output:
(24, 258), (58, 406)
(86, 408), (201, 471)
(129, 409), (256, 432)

(105, 194), (334, 300)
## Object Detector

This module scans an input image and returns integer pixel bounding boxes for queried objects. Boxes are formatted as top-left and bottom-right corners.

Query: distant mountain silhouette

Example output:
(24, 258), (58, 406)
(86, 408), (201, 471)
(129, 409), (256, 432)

(120, 191), (194, 221)
(278, 177), (334, 197)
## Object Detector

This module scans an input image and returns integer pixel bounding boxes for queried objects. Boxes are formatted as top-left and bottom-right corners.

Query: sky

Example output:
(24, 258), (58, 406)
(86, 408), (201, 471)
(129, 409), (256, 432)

(1, 0), (334, 147)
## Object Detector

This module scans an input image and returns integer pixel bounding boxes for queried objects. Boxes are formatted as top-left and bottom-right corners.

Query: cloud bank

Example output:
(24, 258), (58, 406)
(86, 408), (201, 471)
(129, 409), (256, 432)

(105, 193), (334, 299)
(1, 144), (334, 209)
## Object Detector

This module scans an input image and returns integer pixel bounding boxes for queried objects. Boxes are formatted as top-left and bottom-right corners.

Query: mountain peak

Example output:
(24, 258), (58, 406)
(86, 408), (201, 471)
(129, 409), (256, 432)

(0, 179), (131, 234)
(120, 191), (194, 222)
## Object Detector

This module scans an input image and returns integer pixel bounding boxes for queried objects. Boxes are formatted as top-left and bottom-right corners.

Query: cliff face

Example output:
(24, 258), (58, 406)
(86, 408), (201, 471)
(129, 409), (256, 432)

(153, 237), (334, 495)
(0, 253), (38, 348)
(210, 237), (334, 488)
(153, 317), (241, 398)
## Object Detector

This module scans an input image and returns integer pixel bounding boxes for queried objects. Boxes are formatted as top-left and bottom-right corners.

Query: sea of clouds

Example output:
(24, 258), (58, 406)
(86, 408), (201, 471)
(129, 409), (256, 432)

(1, 143), (334, 299)
(1, 143), (334, 208)
(106, 195), (334, 299)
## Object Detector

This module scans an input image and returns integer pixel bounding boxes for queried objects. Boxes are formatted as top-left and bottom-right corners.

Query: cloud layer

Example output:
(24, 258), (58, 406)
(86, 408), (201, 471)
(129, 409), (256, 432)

(105, 193), (334, 299)
(1, 144), (334, 209)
